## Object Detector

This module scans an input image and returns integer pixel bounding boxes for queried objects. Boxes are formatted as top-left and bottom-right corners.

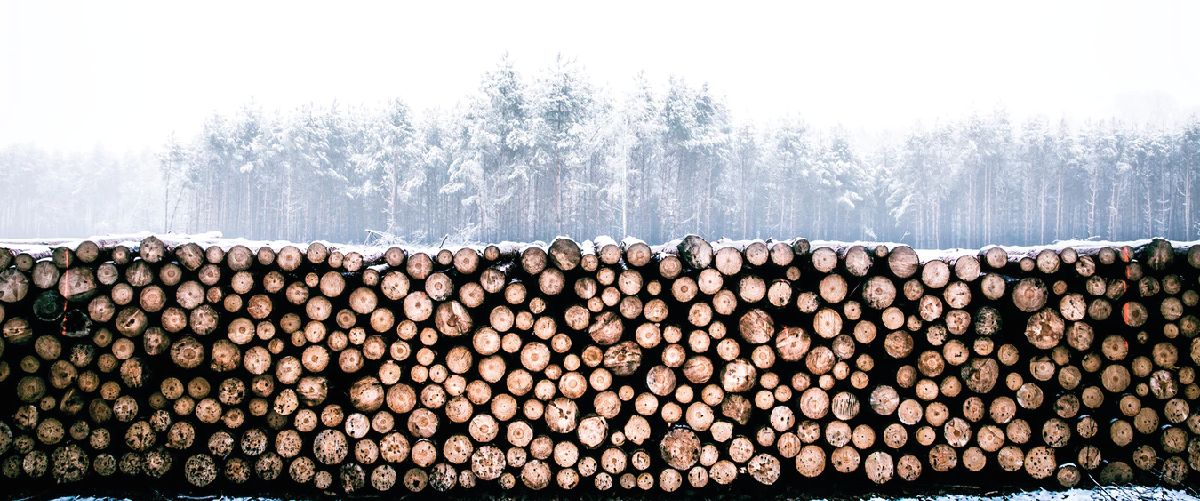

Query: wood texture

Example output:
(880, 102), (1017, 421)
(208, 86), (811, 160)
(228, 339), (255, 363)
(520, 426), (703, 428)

(0, 236), (1195, 495)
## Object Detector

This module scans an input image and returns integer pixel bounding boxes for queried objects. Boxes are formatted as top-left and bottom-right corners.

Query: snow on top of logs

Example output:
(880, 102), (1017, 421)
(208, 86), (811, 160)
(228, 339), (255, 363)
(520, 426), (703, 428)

(0, 231), (529, 263)
(1, 230), (1197, 266)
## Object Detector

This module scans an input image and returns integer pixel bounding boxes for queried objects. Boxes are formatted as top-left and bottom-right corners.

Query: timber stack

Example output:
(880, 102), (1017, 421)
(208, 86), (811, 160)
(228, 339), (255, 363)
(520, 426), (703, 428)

(0, 235), (1197, 496)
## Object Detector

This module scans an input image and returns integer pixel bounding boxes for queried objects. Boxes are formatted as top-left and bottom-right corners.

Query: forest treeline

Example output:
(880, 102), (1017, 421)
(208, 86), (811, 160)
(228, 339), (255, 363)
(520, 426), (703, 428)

(2, 55), (1199, 247)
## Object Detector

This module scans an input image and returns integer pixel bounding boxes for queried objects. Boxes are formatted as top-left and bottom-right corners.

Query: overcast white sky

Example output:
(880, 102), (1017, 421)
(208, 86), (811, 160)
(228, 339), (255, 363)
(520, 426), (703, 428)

(2, 0), (1199, 151)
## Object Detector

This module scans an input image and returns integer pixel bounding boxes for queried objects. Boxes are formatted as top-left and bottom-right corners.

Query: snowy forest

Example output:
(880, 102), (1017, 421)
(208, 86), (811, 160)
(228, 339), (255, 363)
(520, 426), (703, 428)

(2, 55), (1199, 248)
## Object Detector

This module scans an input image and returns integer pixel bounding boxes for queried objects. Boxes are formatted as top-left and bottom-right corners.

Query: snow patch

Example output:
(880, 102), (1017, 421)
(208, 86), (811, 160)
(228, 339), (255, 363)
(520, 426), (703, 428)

(31, 488), (1200, 501)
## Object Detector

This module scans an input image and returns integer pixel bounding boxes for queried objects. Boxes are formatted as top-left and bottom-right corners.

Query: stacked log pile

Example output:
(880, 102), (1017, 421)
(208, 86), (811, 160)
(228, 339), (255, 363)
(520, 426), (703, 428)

(0, 235), (1197, 495)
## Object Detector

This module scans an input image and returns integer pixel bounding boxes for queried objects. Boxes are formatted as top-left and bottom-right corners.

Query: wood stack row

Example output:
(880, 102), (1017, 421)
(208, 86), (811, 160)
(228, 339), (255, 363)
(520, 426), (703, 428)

(0, 235), (1197, 495)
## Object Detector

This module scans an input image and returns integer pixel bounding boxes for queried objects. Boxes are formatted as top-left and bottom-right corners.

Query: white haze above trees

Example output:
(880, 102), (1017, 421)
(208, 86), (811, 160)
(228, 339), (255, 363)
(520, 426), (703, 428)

(1, 55), (1199, 248)
(6, 1), (1200, 149)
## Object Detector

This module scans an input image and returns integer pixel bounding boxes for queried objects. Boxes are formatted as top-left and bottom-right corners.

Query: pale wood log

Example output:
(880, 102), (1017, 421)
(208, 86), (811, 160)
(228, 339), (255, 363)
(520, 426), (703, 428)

(862, 276), (896, 309)
(743, 241), (769, 266)
(943, 281), (971, 309)
(885, 246), (917, 278)
(588, 311), (623, 345)
(137, 236), (166, 264)
(808, 247), (835, 273)
(0, 269), (31, 305)
(623, 241), (652, 268)
(1025, 308), (1064, 350)
(796, 445), (825, 478)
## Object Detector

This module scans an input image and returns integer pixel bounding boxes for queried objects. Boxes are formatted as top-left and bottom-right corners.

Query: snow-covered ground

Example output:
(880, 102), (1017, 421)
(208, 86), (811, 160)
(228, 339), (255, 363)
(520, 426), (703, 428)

(905, 487), (1197, 501)
(32, 488), (1200, 501)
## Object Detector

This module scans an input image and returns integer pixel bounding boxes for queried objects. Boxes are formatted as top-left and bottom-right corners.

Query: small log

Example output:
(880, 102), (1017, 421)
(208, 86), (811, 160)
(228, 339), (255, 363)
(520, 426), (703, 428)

(862, 277), (896, 310)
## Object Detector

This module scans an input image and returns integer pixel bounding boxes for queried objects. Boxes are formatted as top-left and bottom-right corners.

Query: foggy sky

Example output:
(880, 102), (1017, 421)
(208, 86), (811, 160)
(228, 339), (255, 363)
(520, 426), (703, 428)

(2, 0), (1199, 150)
